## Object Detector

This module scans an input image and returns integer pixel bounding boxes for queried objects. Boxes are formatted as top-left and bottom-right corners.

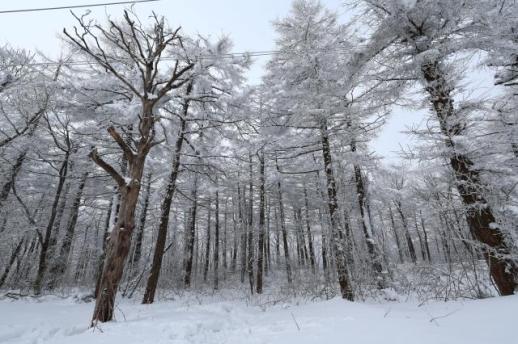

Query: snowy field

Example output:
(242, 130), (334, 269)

(0, 294), (516, 344)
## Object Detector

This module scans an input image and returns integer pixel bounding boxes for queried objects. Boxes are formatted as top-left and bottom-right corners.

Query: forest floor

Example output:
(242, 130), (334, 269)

(0, 291), (516, 344)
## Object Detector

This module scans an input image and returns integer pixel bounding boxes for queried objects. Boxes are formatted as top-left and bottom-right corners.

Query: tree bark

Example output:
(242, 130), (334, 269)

(142, 97), (189, 303)
(421, 59), (517, 295)
(275, 157), (293, 284)
(183, 176), (198, 288)
(256, 152), (265, 294)
(213, 187), (220, 290)
(47, 172), (88, 289)
(303, 185), (316, 274)
(34, 150), (70, 294)
(320, 119), (354, 300)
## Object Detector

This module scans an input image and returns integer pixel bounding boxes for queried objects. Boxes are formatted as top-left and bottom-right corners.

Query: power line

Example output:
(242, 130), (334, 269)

(0, 0), (160, 14)
(3, 50), (282, 69)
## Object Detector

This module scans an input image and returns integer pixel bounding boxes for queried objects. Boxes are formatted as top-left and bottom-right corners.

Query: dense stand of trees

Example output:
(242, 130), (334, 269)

(0, 0), (517, 325)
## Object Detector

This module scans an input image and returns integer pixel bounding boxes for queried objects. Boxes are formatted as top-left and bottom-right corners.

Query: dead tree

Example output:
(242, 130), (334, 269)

(64, 11), (194, 323)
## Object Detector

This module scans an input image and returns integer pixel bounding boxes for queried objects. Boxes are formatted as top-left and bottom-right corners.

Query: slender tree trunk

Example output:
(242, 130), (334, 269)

(183, 176), (198, 288)
(0, 237), (25, 287)
(421, 59), (517, 295)
(395, 201), (417, 264)
(238, 182), (247, 283)
(247, 154), (254, 293)
(132, 172), (152, 269)
(214, 188), (220, 290)
(388, 206), (404, 263)
(320, 119), (354, 300)
(94, 196), (114, 298)
(256, 152), (265, 294)
(34, 150), (70, 294)
(203, 205), (212, 282)
(352, 160), (383, 283)
(419, 211), (432, 263)
(47, 172), (88, 289)
(303, 186), (316, 274)
(142, 106), (188, 303)
(275, 157), (293, 284)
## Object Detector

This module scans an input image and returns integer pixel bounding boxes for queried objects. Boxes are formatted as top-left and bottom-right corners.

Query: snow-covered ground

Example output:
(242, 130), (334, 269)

(0, 293), (516, 344)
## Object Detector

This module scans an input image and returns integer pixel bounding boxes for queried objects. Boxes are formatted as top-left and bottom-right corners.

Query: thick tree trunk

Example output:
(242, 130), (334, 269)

(320, 119), (354, 300)
(92, 159), (144, 323)
(421, 59), (517, 295)
(256, 153), (265, 294)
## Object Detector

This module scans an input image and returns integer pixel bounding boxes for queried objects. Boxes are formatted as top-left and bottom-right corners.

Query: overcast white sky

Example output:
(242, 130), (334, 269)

(0, 0), (432, 162)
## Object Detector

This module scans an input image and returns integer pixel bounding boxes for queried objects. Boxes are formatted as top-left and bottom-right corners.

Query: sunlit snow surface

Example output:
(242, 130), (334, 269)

(0, 294), (515, 344)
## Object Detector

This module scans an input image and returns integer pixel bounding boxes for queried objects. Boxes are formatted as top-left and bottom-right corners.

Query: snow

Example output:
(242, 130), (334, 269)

(0, 294), (516, 344)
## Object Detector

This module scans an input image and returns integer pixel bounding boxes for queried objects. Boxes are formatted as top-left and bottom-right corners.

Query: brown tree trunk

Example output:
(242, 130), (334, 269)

(421, 59), (517, 295)
(142, 107), (188, 304)
(320, 119), (354, 300)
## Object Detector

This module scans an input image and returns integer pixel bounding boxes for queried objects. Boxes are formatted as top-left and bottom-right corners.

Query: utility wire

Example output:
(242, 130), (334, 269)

(0, 0), (160, 14)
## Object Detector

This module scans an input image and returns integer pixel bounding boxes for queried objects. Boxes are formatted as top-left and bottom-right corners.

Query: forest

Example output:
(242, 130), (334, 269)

(0, 0), (517, 343)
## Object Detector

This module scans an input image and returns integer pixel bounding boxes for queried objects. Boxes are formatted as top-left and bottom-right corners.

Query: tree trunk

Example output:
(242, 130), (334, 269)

(47, 172), (88, 289)
(247, 153), (254, 294)
(183, 176), (198, 288)
(395, 201), (417, 264)
(0, 237), (25, 287)
(352, 161), (383, 283)
(256, 152), (265, 294)
(275, 157), (293, 284)
(132, 172), (152, 268)
(34, 150), (70, 294)
(142, 103), (188, 303)
(421, 59), (517, 295)
(320, 119), (354, 300)
(303, 185), (316, 274)
(213, 188), (220, 290)
(203, 205), (212, 282)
